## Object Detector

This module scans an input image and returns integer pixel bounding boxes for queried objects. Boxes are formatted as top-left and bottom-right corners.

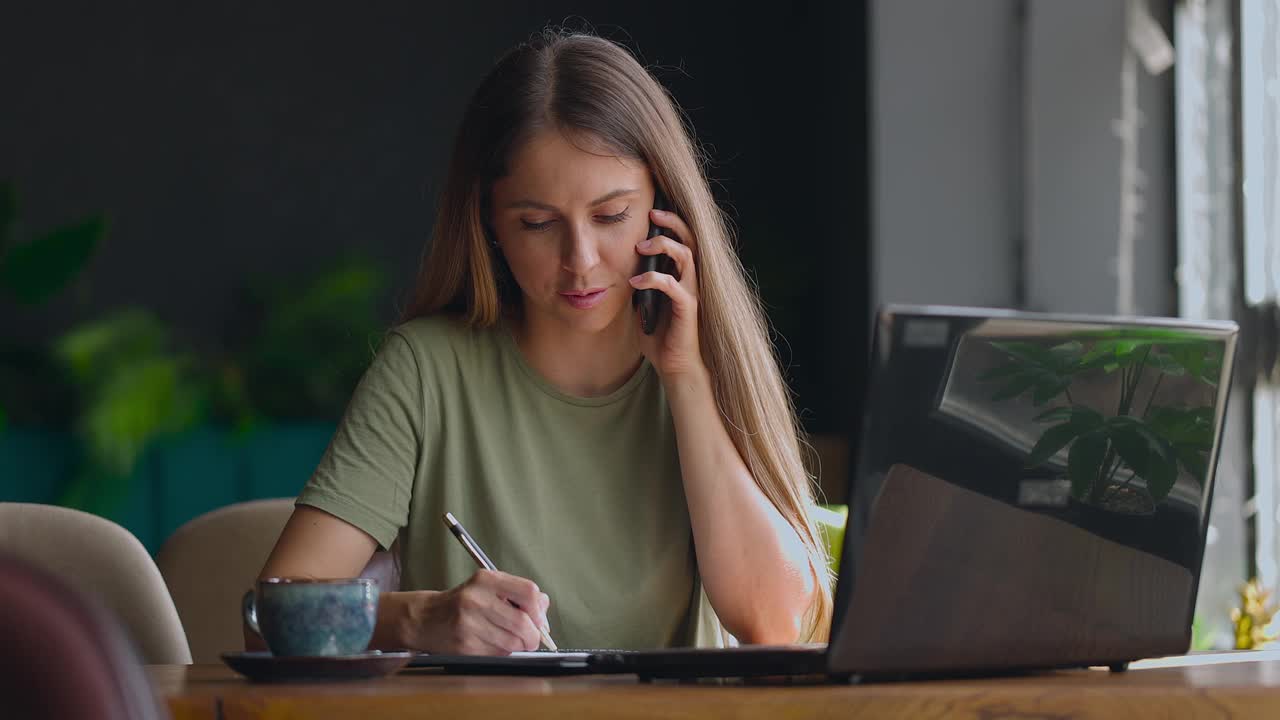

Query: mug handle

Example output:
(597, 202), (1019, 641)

(241, 589), (262, 637)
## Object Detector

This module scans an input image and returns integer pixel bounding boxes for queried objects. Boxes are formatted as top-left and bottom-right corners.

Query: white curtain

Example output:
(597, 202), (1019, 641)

(1175, 0), (1251, 650)
(1240, 0), (1280, 622)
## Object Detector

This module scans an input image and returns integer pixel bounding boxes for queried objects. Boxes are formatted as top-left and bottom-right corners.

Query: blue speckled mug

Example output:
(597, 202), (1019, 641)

(242, 578), (378, 657)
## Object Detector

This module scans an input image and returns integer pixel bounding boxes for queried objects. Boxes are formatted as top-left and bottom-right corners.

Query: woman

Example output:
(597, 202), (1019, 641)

(255, 28), (832, 655)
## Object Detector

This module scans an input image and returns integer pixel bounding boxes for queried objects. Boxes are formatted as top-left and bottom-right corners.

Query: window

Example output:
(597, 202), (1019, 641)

(1176, 0), (1280, 649)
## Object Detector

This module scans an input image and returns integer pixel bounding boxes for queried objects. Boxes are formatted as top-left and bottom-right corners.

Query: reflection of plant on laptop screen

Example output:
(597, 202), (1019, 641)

(937, 324), (1222, 515)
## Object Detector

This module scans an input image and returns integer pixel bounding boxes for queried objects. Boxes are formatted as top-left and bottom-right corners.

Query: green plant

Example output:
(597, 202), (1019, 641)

(48, 257), (389, 515)
(979, 330), (1222, 511)
(54, 309), (208, 511)
(236, 255), (388, 421)
(0, 179), (390, 516)
(0, 180), (106, 433)
(0, 181), (105, 307)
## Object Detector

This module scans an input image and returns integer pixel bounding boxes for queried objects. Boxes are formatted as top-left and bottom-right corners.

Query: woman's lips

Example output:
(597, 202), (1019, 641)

(560, 288), (608, 309)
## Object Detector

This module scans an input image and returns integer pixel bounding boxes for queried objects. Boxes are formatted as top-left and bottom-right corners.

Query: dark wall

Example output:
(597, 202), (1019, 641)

(2, 1), (868, 435)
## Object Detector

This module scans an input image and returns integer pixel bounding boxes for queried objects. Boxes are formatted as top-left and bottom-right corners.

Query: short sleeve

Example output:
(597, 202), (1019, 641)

(296, 330), (423, 549)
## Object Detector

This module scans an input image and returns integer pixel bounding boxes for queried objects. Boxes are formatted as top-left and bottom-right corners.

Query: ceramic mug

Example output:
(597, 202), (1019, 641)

(242, 578), (378, 656)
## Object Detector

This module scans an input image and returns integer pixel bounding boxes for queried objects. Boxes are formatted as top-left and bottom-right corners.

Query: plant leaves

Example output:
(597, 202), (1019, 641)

(1148, 405), (1214, 449)
(238, 256), (387, 419)
(1034, 406), (1075, 423)
(1079, 341), (1117, 369)
(1077, 327), (1204, 343)
(79, 355), (206, 478)
(991, 371), (1040, 402)
(1113, 340), (1144, 361)
(1067, 430), (1108, 500)
(1033, 405), (1105, 429)
(1147, 351), (1187, 376)
(1106, 417), (1181, 503)
(1106, 419), (1151, 478)
(1144, 452), (1180, 502)
(1201, 345), (1224, 384)
(990, 340), (1084, 374)
(55, 309), (167, 385)
(1048, 340), (1085, 362)
(1027, 421), (1086, 468)
(1068, 406), (1106, 430)
(0, 214), (105, 305)
(1032, 377), (1072, 406)
(1134, 423), (1179, 502)
(1080, 337), (1174, 373)
(984, 338), (1083, 404)
(1179, 345), (1206, 380)
(1165, 342), (1225, 385)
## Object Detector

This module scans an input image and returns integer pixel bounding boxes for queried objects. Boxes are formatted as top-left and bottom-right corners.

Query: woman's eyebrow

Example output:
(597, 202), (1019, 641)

(587, 188), (639, 206)
(505, 187), (639, 211)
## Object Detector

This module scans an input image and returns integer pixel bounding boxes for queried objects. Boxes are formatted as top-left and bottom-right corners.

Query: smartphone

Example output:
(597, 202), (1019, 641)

(633, 189), (676, 334)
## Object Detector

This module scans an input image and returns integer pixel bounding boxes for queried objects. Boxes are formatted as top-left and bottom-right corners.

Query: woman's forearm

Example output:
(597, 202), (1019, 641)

(664, 367), (816, 644)
(370, 591), (417, 650)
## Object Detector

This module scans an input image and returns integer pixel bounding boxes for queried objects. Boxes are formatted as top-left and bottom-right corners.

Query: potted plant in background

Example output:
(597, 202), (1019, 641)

(979, 330), (1222, 516)
(0, 180), (104, 436)
(0, 180), (391, 551)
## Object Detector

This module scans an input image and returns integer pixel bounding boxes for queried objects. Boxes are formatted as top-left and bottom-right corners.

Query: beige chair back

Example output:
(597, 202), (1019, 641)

(156, 498), (294, 663)
(0, 502), (191, 664)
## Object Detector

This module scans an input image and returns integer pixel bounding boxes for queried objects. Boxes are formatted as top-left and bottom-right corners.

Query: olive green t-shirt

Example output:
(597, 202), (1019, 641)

(296, 314), (726, 650)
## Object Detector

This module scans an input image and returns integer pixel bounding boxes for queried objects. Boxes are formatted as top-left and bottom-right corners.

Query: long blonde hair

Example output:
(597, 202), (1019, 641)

(401, 28), (833, 641)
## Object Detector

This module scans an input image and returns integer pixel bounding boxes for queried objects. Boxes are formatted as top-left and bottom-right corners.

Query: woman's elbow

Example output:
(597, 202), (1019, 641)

(726, 569), (820, 644)
(723, 594), (814, 645)
(725, 609), (805, 645)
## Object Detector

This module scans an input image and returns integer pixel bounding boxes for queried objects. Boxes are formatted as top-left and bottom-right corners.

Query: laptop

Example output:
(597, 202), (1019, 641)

(412, 305), (1239, 680)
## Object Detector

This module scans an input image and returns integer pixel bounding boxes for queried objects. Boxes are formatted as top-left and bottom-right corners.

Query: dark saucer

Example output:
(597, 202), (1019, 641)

(221, 650), (413, 682)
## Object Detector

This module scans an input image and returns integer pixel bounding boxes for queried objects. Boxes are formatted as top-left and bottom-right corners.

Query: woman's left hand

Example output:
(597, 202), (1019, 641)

(630, 207), (706, 380)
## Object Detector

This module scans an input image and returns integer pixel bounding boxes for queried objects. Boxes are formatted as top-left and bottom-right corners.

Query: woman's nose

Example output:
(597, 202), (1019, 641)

(561, 224), (602, 273)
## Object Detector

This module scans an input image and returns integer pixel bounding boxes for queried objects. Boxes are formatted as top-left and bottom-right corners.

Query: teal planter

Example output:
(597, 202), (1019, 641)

(0, 423), (336, 554)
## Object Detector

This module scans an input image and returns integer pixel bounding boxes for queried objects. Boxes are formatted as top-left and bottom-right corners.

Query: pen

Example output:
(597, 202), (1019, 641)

(442, 512), (558, 651)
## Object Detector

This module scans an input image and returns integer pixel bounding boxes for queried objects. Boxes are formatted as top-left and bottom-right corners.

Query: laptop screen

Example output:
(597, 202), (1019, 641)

(828, 306), (1238, 675)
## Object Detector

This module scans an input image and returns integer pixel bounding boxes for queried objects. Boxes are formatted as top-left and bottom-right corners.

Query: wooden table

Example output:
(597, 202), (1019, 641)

(152, 653), (1280, 720)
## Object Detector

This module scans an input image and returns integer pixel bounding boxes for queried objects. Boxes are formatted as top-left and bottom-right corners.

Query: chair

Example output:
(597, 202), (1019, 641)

(0, 551), (170, 720)
(157, 498), (400, 662)
(156, 498), (294, 663)
(0, 502), (191, 664)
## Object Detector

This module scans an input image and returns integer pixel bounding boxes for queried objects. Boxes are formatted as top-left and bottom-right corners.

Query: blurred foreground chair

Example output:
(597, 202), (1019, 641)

(0, 552), (170, 720)
(0, 502), (190, 664)
(157, 498), (400, 662)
